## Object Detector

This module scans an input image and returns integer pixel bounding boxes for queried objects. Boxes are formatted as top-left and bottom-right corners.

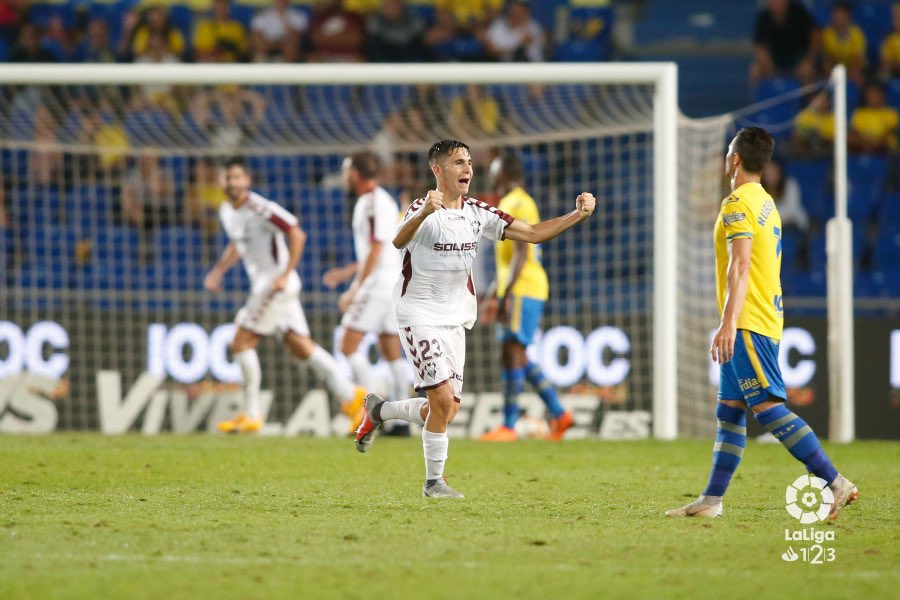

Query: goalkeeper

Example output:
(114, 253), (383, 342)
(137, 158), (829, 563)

(479, 154), (573, 441)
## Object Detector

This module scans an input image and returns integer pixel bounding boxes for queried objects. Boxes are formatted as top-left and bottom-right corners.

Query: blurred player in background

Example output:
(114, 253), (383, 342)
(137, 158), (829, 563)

(354, 140), (596, 499)
(204, 157), (365, 433)
(479, 153), (573, 441)
(667, 128), (858, 519)
(322, 151), (408, 432)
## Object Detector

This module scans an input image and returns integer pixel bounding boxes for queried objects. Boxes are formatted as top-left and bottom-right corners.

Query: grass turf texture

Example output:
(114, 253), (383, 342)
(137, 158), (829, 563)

(0, 435), (896, 599)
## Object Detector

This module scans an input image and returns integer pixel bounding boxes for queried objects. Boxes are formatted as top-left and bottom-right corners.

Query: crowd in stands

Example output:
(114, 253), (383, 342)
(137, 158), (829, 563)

(0, 0), (586, 65)
(748, 0), (900, 298)
(1, 0), (899, 303)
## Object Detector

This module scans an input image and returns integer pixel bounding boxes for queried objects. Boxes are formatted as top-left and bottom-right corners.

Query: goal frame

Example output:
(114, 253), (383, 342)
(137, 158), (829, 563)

(0, 62), (680, 440)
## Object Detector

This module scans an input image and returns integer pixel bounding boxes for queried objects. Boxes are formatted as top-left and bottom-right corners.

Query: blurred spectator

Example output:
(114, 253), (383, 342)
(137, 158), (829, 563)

(449, 84), (502, 137)
(29, 105), (63, 187)
(41, 14), (75, 61)
(879, 2), (900, 78)
(437, 0), (502, 31)
(134, 31), (182, 106)
(76, 19), (117, 63)
(821, 1), (866, 85)
(93, 99), (130, 174)
(751, 0), (818, 85)
(309, 0), (365, 62)
(485, 0), (545, 62)
(406, 84), (448, 137)
(344, 0), (380, 14)
(10, 23), (57, 62)
(186, 158), (224, 234)
(849, 81), (899, 155)
(251, 0), (307, 62)
(365, 0), (426, 62)
(121, 153), (177, 229)
(189, 86), (265, 150)
(792, 92), (835, 157)
(0, 0), (25, 38)
(762, 157), (810, 268)
(120, 4), (186, 62)
(194, 0), (249, 63)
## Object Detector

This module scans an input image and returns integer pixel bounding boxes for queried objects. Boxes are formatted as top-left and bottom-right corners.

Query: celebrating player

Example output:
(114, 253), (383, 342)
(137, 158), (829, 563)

(666, 128), (858, 519)
(354, 140), (596, 499)
(479, 153), (573, 442)
(322, 151), (408, 431)
(205, 157), (365, 433)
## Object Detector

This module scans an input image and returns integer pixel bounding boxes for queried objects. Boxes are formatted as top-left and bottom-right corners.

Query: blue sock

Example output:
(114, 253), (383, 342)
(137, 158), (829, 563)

(502, 367), (526, 429)
(754, 403), (839, 484)
(524, 361), (565, 418)
(703, 403), (747, 497)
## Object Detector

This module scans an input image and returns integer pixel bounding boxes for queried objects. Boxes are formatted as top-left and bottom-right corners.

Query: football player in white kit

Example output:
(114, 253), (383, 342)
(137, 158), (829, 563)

(321, 151), (408, 431)
(204, 157), (365, 433)
(354, 140), (596, 498)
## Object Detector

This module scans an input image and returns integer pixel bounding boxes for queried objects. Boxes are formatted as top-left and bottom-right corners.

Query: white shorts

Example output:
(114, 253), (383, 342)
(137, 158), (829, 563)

(400, 324), (466, 401)
(341, 291), (398, 334)
(235, 289), (310, 338)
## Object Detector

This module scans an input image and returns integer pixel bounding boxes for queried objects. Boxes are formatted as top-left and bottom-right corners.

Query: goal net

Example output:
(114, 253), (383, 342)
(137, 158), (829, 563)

(0, 63), (732, 438)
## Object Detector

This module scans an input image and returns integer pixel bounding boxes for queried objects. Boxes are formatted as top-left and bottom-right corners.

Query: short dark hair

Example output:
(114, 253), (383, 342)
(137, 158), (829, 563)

(348, 151), (380, 180)
(428, 139), (469, 165)
(497, 153), (524, 182)
(732, 127), (774, 174)
(224, 155), (247, 172)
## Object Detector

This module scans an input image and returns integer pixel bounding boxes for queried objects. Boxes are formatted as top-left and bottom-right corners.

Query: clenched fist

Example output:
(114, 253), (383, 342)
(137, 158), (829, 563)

(423, 189), (444, 216)
(576, 192), (596, 217)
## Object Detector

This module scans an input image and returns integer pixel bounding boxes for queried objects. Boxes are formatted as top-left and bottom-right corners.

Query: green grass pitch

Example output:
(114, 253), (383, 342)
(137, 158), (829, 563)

(1, 435), (896, 599)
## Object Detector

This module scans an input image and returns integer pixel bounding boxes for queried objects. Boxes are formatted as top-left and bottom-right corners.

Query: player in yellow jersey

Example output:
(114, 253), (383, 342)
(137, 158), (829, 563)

(479, 154), (573, 441)
(667, 127), (857, 520)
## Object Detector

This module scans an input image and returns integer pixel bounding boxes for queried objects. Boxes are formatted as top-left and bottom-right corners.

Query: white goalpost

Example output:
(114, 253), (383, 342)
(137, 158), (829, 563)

(827, 65), (854, 443)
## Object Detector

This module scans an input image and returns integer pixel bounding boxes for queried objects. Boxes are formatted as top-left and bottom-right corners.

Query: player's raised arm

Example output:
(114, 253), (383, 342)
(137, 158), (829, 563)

(503, 192), (596, 244)
(392, 189), (443, 249)
(204, 241), (241, 292)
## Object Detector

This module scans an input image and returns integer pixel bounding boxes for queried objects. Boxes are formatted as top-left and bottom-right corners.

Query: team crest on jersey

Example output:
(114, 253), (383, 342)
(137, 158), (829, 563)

(425, 362), (437, 379)
(471, 219), (481, 236)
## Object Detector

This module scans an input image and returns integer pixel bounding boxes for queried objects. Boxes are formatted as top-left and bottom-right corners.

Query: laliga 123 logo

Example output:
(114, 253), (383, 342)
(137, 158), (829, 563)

(785, 474), (834, 524)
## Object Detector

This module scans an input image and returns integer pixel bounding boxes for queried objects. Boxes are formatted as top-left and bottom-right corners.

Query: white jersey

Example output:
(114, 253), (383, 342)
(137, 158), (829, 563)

(393, 196), (513, 329)
(351, 186), (402, 292)
(219, 191), (301, 294)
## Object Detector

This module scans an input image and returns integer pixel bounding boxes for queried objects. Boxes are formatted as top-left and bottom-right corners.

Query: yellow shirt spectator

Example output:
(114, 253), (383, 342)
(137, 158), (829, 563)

(451, 93), (500, 135)
(794, 107), (835, 142)
(132, 26), (185, 57)
(880, 32), (900, 71)
(344, 0), (380, 14)
(851, 106), (900, 149)
(822, 24), (866, 67)
(194, 19), (248, 61)
(436, 0), (503, 25)
(94, 123), (130, 170)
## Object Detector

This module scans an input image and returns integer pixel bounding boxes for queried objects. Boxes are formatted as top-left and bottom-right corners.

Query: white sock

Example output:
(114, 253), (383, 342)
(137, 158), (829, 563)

(234, 349), (261, 419)
(422, 428), (448, 481)
(346, 351), (373, 391)
(300, 345), (355, 402)
(388, 359), (409, 403)
(379, 397), (427, 426)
